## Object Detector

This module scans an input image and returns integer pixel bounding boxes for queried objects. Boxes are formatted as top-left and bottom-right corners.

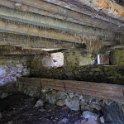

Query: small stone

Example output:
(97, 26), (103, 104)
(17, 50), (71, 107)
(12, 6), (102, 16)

(15, 3), (22, 7)
(23, 68), (30, 76)
(82, 111), (99, 120)
(85, 118), (100, 124)
(7, 121), (13, 124)
(56, 100), (65, 107)
(34, 99), (44, 108)
(57, 117), (69, 124)
(74, 119), (86, 124)
(0, 68), (6, 77)
(100, 116), (105, 124)
(68, 93), (74, 98)
(16, 73), (22, 77)
(0, 92), (8, 99)
(46, 92), (57, 105)
(65, 96), (80, 111)
(79, 95), (85, 102)
(17, 67), (23, 73)
(41, 89), (47, 93)
(91, 104), (101, 111)
(74, 119), (100, 124)
(16, 64), (23, 68)
(57, 91), (67, 100)
(81, 104), (91, 111)
(39, 108), (46, 112)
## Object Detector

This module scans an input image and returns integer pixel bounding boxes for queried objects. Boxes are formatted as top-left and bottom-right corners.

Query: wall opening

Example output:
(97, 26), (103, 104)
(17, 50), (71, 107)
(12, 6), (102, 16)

(42, 52), (64, 68)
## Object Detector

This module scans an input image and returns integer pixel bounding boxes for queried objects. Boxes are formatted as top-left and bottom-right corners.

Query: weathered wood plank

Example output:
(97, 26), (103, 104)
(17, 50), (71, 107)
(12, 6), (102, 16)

(0, 32), (81, 49)
(0, 19), (80, 43)
(18, 77), (124, 104)
(1, 0), (124, 32)
(0, 45), (67, 56)
(43, 0), (124, 26)
(0, 6), (116, 41)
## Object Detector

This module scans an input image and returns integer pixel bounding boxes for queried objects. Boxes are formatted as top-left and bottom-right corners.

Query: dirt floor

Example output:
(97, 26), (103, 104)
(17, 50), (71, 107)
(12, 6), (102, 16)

(0, 93), (82, 124)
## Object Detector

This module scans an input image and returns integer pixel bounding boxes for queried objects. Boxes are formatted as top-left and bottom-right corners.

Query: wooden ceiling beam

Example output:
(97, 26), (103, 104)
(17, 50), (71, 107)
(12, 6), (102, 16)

(0, 32), (81, 49)
(0, 45), (47, 56)
(0, 19), (82, 43)
(43, 0), (124, 28)
(0, 0), (124, 32)
(0, 6), (117, 41)
(0, 45), (68, 56)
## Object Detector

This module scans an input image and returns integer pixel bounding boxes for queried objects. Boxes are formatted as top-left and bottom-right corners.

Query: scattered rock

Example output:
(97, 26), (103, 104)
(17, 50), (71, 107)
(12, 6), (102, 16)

(39, 108), (46, 112)
(68, 93), (75, 98)
(34, 99), (44, 108)
(74, 119), (86, 124)
(0, 92), (8, 99)
(84, 118), (100, 124)
(46, 92), (57, 105)
(0, 68), (6, 77)
(82, 111), (99, 121)
(81, 104), (91, 111)
(0, 63), (29, 86)
(56, 100), (65, 107)
(7, 121), (13, 124)
(41, 89), (47, 93)
(65, 96), (80, 111)
(57, 92), (67, 100)
(102, 102), (124, 124)
(74, 119), (100, 124)
(23, 68), (30, 76)
(100, 116), (105, 124)
(90, 104), (101, 111)
(57, 117), (69, 124)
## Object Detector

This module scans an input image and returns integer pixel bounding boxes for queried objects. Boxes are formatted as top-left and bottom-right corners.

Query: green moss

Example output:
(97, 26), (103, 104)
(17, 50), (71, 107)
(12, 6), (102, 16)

(111, 49), (124, 66)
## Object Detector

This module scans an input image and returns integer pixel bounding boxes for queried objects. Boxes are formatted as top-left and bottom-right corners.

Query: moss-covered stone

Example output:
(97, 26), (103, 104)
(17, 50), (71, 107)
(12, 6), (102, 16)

(111, 49), (124, 66)
(30, 64), (124, 85)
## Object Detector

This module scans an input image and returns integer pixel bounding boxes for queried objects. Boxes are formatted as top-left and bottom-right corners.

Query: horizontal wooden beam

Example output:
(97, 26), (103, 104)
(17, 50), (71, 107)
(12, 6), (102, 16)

(0, 0), (124, 33)
(0, 45), (48, 56)
(0, 19), (81, 43)
(81, 0), (124, 18)
(0, 18), (118, 45)
(0, 45), (67, 56)
(18, 77), (124, 104)
(0, 6), (116, 40)
(43, 0), (124, 27)
(0, 32), (81, 49)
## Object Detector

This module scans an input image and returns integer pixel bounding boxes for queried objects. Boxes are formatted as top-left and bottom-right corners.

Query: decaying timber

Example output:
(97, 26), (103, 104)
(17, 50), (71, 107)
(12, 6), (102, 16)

(0, 0), (124, 47)
(17, 77), (124, 104)
(0, 33), (82, 49)
(0, 0), (124, 32)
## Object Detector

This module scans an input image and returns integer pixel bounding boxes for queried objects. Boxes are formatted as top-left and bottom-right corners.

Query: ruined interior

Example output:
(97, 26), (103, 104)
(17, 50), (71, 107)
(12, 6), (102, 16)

(0, 0), (124, 124)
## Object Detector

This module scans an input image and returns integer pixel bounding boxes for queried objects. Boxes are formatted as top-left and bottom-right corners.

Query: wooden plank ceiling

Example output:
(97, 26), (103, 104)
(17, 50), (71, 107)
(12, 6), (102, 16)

(0, 0), (124, 49)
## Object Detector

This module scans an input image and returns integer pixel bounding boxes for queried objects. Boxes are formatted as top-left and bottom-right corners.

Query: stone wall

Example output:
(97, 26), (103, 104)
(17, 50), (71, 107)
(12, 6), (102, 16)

(0, 56), (32, 86)
(16, 81), (124, 124)
(31, 65), (124, 85)
(64, 49), (94, 66)
(110, 48), (124, 66)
